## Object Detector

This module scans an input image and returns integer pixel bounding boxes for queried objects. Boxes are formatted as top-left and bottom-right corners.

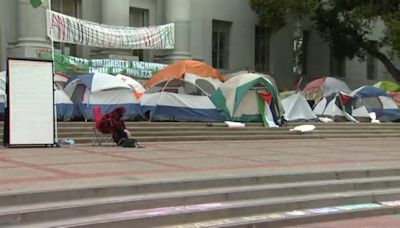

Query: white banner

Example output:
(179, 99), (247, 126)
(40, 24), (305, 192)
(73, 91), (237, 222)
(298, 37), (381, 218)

(46, 10), (175, 49)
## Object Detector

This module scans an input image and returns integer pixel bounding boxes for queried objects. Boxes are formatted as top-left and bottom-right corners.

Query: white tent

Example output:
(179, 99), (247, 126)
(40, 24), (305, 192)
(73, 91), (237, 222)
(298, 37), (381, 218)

(313, 95), (346, 119)
(141, 79), (223, 122)
(313, 92), (364, 122)
(303, 76), (351, 105)
(282, 92), (317, 121)
(54, 88), (74, 121)
(183, 73), (222, 96)
(115, 74), (145, 93)
(54, 73), (70, 88)
(64, 73), (144, 120)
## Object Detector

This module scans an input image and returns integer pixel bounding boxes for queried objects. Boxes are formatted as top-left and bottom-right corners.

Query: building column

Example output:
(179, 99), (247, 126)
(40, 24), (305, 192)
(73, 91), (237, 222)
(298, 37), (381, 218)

(8, 0), (51, 59)
(91, 0), (134, 60)
(161, 0), (192, 63)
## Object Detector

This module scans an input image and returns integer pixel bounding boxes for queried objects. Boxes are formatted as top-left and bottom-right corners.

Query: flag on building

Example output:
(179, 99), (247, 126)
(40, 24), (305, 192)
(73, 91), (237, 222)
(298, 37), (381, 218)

(30, 0), (42, 8)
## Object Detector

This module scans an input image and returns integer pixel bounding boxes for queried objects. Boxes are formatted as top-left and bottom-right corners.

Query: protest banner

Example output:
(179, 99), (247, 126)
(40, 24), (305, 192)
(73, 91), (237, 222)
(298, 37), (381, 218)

(46, 10), (175, 49)
(38, 51), (166, 79)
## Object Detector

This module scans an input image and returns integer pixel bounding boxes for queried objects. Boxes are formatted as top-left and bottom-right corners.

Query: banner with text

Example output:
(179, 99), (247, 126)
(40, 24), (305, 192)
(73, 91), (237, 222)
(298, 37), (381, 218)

(39, 51), (167, 79)
(46, 10), (175, 49)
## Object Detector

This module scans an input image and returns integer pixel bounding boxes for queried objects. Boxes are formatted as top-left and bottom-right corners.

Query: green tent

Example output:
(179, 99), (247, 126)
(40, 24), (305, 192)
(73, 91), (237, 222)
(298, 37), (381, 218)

(373, 81), (400, 92)
(210, 73), (282, 127)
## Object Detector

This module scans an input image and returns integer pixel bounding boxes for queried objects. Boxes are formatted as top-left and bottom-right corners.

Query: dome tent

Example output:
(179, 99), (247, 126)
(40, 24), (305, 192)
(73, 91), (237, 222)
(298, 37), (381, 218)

(373, 81), (400, 108)
(54, 87), (74, 121)
(303, 76), (351, 105)
(144, 60), (225, 90)
(64, 73), (144, 120)
(313, 91), (367, 122)
(210, 73), (282, 127)
(115, 74), (145, 93)
(373, 81), (400, 92)
(350, 86), (400, 122)
(282, 92), (317, 121)
(141, 78), (223, 122)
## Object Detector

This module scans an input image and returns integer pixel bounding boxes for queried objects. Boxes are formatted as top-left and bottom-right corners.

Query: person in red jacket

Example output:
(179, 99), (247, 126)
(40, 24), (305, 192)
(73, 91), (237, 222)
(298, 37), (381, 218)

(99, 107), (144, 148)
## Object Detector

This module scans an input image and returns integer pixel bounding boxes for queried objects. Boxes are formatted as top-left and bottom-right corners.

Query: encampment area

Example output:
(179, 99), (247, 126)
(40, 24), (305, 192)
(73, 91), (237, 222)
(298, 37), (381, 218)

(2, 56), (400, 126)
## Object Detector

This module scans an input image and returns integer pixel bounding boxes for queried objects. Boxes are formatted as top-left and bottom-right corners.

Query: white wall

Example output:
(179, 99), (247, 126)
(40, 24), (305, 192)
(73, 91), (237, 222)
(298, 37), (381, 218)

(191, 0), (258, 71)
(269, 22), (295, 89)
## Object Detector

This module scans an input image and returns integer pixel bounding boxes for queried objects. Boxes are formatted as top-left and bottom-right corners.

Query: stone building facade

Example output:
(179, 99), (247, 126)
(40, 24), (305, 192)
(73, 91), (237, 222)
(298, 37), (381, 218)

(0, 0), (398, 89)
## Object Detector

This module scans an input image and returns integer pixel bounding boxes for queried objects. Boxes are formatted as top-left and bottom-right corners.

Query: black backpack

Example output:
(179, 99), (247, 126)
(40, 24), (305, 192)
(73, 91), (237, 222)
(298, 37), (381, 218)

(118, 138), (138, 147)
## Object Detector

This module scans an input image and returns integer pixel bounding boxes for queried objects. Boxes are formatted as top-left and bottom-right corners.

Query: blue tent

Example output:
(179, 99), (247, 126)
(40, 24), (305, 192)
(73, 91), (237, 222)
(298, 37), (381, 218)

(351, 86), (400, 122)
(64, 73), (144, 120)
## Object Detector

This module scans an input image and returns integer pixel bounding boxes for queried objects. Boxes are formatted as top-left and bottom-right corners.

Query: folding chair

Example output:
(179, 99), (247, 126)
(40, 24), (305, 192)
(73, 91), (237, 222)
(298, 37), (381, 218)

(92, 106), (115, 146)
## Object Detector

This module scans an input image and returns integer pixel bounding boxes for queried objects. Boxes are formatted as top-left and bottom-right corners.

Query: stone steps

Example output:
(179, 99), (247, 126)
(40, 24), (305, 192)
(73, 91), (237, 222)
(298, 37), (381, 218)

(1, 121), (400, 143)
(1, 168), (400, 227)
(55, 124), (400, 130)
(75, 134), (400, 144)
(182, 206), (397, 228)
(57, 129), (400, 137)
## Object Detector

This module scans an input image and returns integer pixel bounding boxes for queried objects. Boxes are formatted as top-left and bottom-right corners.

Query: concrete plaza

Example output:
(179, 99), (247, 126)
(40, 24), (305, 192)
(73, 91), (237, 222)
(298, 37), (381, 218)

(1, 138), (399, 194)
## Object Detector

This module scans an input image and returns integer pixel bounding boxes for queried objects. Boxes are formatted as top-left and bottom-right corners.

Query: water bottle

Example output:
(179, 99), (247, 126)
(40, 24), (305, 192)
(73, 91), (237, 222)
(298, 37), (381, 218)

(66, 139), (75, 148)
(58, 139), (75, 148)
(58, 139), (67, 145)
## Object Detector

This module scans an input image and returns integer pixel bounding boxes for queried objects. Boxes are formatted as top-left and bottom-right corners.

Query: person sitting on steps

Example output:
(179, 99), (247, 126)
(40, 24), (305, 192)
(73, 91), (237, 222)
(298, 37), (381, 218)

(99, 107), (144, 148)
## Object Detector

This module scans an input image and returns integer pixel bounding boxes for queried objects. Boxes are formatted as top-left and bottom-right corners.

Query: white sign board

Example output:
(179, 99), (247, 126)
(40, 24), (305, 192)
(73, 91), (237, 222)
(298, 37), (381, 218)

(6, 59), (54, 146)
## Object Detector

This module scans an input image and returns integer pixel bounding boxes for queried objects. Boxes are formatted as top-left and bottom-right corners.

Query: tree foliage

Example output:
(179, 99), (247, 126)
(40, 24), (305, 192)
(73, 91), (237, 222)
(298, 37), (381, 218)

(249, 0), (400, 82)
(249, 0), (319, 32)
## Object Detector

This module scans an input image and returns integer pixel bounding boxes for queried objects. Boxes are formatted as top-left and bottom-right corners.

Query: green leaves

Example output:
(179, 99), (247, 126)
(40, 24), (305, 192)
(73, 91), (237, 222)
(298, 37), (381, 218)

(249, 0), (318, 31)
(249, 0), (400, 81)
(249, 0), (400, 56)
(383, 12), (400, 55)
